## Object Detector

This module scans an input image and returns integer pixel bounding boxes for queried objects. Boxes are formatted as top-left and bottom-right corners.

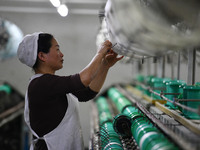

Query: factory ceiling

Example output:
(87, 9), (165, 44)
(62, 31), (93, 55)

(0, 0), (107, 15)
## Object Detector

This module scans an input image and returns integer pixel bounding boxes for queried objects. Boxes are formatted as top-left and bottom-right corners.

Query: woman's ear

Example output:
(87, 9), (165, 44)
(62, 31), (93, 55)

(38, 52), (46, 62)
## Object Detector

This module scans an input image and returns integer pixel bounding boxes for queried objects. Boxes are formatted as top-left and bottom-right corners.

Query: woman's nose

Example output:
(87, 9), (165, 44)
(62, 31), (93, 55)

(60, 51), (64, 57)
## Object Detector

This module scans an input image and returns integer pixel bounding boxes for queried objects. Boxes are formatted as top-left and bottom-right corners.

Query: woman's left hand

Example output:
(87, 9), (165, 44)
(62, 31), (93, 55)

(103, 49), (124, 68)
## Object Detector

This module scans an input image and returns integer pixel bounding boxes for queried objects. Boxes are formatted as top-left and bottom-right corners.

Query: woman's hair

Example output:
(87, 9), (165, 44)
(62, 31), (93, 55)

(33, 33), (54, 69)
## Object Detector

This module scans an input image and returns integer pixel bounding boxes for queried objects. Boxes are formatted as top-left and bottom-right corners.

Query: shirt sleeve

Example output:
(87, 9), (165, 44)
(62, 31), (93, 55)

(30, 73), (86, 96)
(72, 86), (98, 102)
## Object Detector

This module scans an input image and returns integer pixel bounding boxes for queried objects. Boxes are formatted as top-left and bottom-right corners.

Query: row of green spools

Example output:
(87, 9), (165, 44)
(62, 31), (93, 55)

(136, 75), (200, 119)
(96, 96), (124, 150)
(95, 87), (179, 150)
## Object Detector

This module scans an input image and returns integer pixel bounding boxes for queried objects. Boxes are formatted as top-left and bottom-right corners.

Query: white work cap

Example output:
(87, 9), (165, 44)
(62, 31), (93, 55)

(17, 32), (42, 67)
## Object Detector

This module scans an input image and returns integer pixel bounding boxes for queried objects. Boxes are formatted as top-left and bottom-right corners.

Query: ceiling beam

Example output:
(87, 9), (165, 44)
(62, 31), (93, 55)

(0, 6), (100, 15)
(5, 0), (107, 4)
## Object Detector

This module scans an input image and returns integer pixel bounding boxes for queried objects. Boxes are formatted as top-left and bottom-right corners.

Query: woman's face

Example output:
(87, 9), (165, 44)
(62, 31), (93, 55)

(46, 38), (64, 71)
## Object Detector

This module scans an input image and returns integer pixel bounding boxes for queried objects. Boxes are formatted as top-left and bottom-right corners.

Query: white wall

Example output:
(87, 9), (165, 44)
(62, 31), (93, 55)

(0, 12), (133, 148)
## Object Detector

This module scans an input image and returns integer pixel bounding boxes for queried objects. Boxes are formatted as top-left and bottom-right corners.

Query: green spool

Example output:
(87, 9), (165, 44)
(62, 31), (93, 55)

(144, 75), (154, 96)
(96, 96), (113, 125)
(122, 106), (138, 115)
(181, 85), (200, 119)
(0, 84), (11, 94)
(165, 80), (185, 109)
(96, 97), (123, 149)
(113, 114), (132, 137)
(145, 135), (178, 150)
(96, 96), (110, 112)
(145, 75), (154, 86)
(163, 78), (172, 86)
(151, 77), (166, 100)
(150, 140), (178, 150)
(139, 132), (177, 150)
(132, 122), (158, 144)
(136, 74), (145, 91)
(108, 87), (132, 113)
(100, 122), (123, 149)
(177, 81), (187, 111)
(131, 117), (155, 141)
(115, 97), (132, 113)
(195, 82), (200, 87)
(136, 74), (145, 83)
(178, 80), (187, 94)
(139, 132), (160, 150)
(99, 111), (113, 125)
(131, 117), (148, 132)
(137, 126), (158, 146)
(103, 142), (123, 150)
(125, 110), (144, 120)
(130, 116), (178, 150)
(107, 88), (123, 103)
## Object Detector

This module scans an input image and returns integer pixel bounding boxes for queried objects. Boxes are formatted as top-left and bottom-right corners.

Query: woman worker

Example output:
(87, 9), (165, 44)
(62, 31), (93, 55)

(17, 32), (123, 150)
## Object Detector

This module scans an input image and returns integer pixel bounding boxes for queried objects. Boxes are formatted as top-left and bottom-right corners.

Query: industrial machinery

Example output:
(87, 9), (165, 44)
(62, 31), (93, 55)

(90, 82), (200, 150)
(0, 82), (26, 150)
(91, 0), (200, 149)
(0, 18), (25, 149)
(0, 18), (23, 61)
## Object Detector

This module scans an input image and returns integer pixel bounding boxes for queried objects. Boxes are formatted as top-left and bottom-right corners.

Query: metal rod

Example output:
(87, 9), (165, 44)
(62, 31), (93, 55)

(158, 57), (163, 78)
(89, 102), (100, 150)
(153, 57), (157, 77)
(133, 80), (199, 114)
(146, 58), (150, 76)
(171, 54), (174, 80)
(187, 49), (196, 85)
(162, 92), (180, 95)
(175, 99), (200, 102)
(177, 51), (181, 80)
(161, 56), (165, 78)
(149, 89), (199, 114)
(111, 43), (117, 48)
(0, 102), (24, 119)
(0, 109), (23, 127)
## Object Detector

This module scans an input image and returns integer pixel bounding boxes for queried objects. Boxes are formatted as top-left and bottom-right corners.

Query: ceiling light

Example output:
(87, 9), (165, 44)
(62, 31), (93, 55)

(57, 4), (69, 17)
(50, 0), (61, 8)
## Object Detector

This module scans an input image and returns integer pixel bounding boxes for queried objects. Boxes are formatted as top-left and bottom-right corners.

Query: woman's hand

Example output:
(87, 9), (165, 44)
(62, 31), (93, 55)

(97, 40), (112, 57)
(103, 49), (124, 68)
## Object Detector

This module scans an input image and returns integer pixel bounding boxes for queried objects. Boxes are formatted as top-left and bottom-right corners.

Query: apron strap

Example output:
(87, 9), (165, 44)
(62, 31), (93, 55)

(32, 135), (46, 149)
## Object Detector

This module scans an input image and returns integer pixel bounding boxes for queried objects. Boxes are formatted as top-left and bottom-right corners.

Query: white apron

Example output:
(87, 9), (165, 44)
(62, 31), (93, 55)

(24, 74), (84, 150)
